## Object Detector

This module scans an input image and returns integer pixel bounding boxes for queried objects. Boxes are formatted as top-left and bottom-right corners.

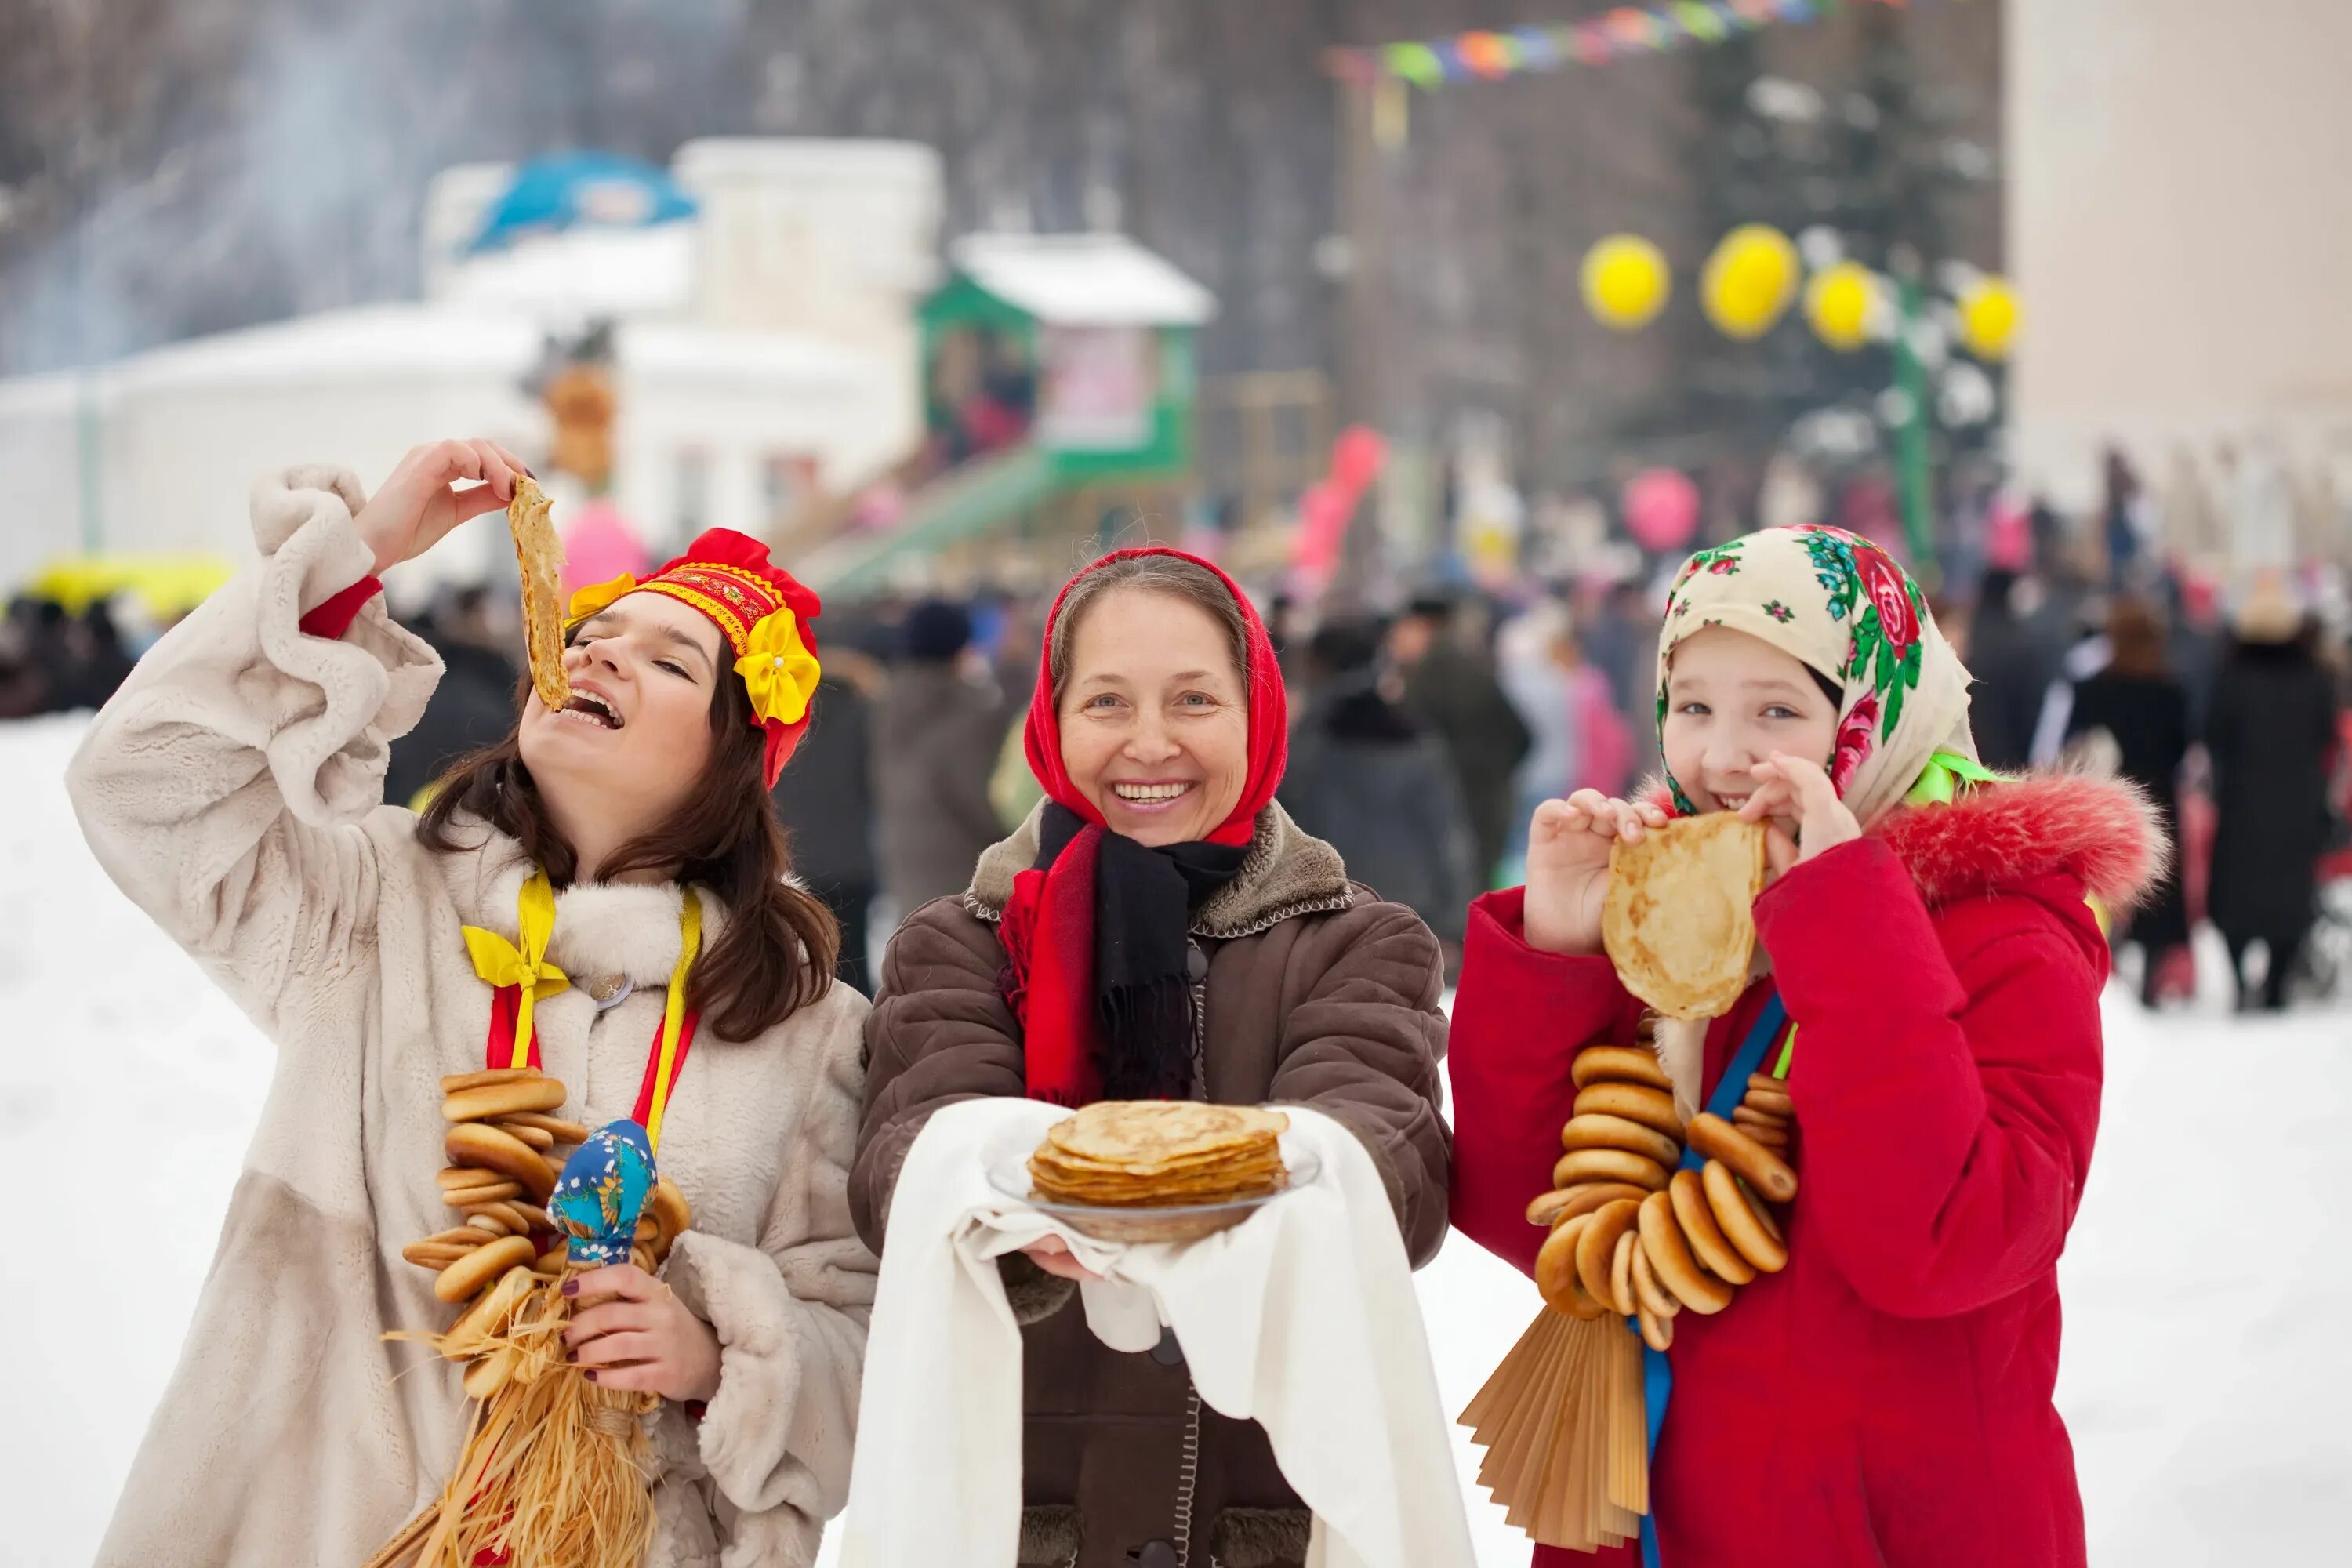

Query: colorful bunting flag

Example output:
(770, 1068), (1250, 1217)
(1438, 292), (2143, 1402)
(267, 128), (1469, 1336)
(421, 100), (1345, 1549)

(1384, 41), (1445, 89)
(1604, 5), (1673, 50)
(1675, 2), (1731, 42)
(1568, 23), (1613, 67)
(1459, 31), (1519, 78)
(1332, 0), (1954, 89)
(1510, 25), (1563, 70)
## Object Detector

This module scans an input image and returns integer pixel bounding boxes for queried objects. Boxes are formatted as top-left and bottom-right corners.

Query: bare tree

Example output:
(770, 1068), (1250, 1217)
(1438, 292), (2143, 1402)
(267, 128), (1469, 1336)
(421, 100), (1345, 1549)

(0, 0), (1999, 500)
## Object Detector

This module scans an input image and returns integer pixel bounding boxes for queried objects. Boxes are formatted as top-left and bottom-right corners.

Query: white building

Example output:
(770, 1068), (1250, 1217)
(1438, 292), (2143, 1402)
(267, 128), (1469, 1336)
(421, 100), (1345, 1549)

(0, 138), (942, 596)
(2009, 0), (2352, 562)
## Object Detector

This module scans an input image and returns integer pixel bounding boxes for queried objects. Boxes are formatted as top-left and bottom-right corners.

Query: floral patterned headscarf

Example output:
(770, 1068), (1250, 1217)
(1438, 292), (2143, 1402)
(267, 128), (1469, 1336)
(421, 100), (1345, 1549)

(1657, 525), (1977, 829)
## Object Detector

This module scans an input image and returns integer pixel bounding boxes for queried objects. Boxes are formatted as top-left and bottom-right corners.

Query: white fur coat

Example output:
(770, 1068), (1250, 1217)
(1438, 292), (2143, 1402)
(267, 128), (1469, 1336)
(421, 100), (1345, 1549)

(66, 466), (876, 1568)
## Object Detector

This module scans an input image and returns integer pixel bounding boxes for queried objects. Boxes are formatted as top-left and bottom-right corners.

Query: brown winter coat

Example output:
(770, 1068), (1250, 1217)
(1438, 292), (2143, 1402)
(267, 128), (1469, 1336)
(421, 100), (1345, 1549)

(851, 800), (1452, 1568)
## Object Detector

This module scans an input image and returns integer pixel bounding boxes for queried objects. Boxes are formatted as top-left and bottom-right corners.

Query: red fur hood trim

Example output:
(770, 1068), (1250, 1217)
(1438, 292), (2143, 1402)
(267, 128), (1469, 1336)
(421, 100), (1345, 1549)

(1873, 771), (2168, 911)
(1642, 770), (2169, 912)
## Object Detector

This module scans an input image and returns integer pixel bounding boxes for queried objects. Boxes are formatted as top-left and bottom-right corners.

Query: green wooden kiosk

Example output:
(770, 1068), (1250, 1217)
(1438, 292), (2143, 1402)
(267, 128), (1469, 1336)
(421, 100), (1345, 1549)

(800, 233), (1215, 593)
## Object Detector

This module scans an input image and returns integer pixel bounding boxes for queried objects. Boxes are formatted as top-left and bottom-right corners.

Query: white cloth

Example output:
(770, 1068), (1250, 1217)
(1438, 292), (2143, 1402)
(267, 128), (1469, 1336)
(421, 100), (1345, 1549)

(837, 1098), (1475, 1568)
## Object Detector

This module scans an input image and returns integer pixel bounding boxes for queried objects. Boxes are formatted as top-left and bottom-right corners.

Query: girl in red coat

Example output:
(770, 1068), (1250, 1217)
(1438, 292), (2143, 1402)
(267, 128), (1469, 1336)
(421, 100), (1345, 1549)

(1449, 526), (2162, 1568)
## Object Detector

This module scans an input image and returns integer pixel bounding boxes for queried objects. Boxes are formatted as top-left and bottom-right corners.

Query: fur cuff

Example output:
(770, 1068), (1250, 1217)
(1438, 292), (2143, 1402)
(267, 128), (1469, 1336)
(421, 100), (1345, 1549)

(1017, 1505), (1083, 1566)
(251, 464), (370, 559)
(244, 473), (438, 827)
(998, 1249), (1079, 1326)
(665, 1229), (806, 1515)
(1208, 1508), (1312, 1568)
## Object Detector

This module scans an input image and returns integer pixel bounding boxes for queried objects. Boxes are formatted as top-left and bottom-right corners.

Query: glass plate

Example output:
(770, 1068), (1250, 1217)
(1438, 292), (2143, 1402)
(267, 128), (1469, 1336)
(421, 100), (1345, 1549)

(985, 1147), (1320, 1244)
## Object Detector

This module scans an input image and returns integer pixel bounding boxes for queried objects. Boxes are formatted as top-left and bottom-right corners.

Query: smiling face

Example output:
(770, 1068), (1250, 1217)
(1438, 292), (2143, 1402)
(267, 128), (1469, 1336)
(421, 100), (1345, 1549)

(1661, 625), (1842, 815)
(1056, 586), (1250, 847)
(516, 591), (724, 854)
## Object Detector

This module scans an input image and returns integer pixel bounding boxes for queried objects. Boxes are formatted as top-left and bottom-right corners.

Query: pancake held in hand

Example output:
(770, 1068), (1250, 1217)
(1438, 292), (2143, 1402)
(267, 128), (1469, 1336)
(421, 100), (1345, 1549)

(1029, 1101), (1290, 1209)
(507, 474), (571, 714)
(1601, 814), (1768, 1020)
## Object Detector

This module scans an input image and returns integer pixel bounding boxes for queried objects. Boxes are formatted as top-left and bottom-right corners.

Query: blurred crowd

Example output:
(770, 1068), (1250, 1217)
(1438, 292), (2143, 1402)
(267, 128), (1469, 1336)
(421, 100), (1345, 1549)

(776, 475), (2352, 1013)
(10, 448), (2350, 1011)
(0, 596), (137, 720)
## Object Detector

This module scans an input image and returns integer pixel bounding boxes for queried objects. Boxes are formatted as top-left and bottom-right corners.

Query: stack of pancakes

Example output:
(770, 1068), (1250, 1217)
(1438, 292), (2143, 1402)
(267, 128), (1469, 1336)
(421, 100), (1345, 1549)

(1029, 1102), (1290, 1210)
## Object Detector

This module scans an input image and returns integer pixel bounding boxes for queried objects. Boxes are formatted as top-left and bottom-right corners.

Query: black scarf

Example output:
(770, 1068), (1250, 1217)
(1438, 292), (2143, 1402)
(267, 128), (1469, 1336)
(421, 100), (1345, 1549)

(1033, 803), (1250, 1100)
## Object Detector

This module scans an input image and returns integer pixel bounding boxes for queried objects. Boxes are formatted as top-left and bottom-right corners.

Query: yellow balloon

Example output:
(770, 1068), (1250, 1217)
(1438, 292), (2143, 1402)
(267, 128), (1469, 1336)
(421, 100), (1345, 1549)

(1701, 224), (1799, 339)
(1958, 276), (2020, 360)
(1581, 234), (1671, 332)
(1804, 261), (1876, 352)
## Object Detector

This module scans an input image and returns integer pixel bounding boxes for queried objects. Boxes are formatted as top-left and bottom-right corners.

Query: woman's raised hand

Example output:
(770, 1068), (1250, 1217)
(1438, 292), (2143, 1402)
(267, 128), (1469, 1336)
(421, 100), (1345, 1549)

(1523, 789), (1668, 955)
(351, 438), (532, 575)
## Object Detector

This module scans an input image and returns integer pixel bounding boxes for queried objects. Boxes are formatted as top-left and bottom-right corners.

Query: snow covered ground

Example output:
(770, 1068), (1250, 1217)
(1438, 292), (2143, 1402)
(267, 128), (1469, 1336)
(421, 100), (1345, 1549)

(3, 710), (2347, 1565)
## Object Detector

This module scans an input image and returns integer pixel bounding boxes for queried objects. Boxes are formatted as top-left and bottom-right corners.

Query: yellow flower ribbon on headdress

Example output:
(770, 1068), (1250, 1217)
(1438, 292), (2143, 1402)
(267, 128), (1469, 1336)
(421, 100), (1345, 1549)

(565, 572), (638, 628)
(735, 608), (821, 726)
(461, 870), (570, 1069)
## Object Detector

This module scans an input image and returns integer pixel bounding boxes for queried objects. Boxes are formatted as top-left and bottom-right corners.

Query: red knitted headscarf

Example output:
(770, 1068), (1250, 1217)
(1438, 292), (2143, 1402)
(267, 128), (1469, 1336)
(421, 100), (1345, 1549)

(1000, 548), (1288, 1106)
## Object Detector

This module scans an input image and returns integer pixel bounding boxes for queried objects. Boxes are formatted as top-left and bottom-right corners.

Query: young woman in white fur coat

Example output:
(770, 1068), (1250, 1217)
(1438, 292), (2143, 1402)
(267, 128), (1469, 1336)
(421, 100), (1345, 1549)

(67, 440), (875, 1568)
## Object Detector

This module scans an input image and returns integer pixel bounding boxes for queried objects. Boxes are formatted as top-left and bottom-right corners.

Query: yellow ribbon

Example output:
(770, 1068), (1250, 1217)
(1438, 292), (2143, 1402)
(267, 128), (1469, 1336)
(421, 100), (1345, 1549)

(565, 572), (638, 629)
(735, 609), (822, 727)
(463, 871), (703, 1149)
(460, 871), (570, 1069)
(644, 891), (703, 1153)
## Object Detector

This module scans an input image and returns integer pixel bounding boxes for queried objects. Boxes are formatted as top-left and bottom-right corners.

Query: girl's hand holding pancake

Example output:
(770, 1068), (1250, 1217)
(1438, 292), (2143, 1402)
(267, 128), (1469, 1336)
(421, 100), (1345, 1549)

(1525, 789), (1671, 954)
(1738, 752), (1860, 880)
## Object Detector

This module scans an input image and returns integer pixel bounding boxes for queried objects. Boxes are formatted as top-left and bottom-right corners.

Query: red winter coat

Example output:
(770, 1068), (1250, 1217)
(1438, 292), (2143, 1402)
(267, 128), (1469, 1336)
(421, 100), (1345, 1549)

(1449, 775), (2161, 1568)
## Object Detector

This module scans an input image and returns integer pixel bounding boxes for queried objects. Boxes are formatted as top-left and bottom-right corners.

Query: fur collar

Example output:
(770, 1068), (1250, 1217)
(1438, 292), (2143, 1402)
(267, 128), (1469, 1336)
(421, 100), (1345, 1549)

(432, 818), (729, 987)
(1644, 768), (2167, 912)
(1872, 768), (2167, 912)
(965, 799), (1354, 938)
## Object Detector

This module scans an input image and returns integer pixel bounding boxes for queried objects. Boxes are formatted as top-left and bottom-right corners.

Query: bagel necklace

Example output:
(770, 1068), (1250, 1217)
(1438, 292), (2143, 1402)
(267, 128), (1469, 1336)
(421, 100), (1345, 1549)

(372, 869), (703, 1568)
(1460, 1007), (1801, 1557)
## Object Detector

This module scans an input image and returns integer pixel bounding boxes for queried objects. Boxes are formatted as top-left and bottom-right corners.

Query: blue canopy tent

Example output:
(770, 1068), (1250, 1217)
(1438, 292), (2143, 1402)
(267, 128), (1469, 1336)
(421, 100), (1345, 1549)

(468, 152), (698, 253)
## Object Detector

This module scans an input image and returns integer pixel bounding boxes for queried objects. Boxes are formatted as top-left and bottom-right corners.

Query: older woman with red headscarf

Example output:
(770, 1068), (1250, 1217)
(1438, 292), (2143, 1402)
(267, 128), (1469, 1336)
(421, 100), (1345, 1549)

(851, 547), (1451, 1568)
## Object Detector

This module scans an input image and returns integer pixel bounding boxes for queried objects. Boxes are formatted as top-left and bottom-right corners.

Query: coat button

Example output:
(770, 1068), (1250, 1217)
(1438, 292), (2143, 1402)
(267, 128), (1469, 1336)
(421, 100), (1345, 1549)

(1185, 941), (1210, 983)
(1131, 1542), (1179, 1568)
(1149, 1327), (1185, 1367)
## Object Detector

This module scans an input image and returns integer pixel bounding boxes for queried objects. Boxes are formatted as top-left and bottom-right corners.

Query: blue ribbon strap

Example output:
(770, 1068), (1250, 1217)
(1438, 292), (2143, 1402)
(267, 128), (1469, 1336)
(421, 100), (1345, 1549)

(1639, 993), (1788, 1568)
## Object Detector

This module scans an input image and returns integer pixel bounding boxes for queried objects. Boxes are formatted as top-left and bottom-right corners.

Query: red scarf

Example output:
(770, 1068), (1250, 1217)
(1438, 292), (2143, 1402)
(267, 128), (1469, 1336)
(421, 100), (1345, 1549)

(1000, 548), (1288, 1106)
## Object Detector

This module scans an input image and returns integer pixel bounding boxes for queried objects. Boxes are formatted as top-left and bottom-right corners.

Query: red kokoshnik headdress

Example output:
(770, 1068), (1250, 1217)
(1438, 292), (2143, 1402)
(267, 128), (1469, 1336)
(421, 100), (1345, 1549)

(565, 527), (824, 788)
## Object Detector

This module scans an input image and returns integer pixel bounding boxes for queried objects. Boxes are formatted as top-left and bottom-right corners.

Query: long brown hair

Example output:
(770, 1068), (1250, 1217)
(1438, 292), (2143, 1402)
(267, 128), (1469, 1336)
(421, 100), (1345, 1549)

(417, 668), (838, 1040)
(2104, 595), (2171, 680)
